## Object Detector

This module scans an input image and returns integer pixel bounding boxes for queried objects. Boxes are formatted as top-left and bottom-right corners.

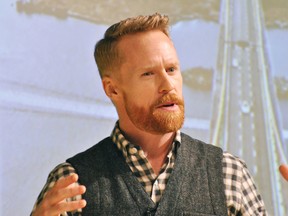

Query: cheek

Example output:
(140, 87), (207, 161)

(124, 90), (156, 111)
(126, 81), (156, 100)
(174, 76), (183, 94)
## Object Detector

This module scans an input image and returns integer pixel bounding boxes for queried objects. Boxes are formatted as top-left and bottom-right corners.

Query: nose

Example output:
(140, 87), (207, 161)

(158, 71), (175, 94)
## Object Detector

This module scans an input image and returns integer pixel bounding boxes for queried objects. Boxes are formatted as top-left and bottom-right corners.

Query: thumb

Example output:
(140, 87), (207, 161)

(279, 164), (288, 181)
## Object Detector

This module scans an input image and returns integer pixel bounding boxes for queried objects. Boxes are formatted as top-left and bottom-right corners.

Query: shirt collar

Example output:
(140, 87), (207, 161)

(111, 121), (181, 157)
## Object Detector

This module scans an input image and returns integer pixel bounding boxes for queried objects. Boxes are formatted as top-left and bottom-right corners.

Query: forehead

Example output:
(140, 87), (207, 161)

(116, 30), (178, 66)
(118, 30), (171, 46)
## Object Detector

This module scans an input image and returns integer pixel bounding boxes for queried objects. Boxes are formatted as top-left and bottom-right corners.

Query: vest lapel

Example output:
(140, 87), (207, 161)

(106, 140), (157, 213)
(155, 133), (227, 216)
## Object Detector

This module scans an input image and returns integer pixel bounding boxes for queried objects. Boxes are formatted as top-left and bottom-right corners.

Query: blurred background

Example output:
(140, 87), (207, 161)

(1, 0), (287, 215)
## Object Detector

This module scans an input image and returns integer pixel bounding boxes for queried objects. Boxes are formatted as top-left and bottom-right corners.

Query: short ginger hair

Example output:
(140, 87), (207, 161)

(94, 13), (170, 78)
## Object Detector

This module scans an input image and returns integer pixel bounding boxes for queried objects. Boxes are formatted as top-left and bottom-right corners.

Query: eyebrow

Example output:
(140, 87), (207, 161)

(136, 61), (180, 72)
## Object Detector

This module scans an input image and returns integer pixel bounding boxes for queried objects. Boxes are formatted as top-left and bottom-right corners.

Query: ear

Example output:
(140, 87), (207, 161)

(102, 76), (119, 100)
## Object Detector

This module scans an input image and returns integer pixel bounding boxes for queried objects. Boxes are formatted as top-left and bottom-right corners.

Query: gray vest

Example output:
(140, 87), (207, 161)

(67, 133), (228, 216)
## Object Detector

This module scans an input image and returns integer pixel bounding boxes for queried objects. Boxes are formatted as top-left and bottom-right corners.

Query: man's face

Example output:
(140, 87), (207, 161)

(115, 30), (184, 134)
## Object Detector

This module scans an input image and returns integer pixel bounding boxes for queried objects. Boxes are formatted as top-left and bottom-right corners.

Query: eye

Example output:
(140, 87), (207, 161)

(142, 72), (154, 76)
(166, 67), (175, 73)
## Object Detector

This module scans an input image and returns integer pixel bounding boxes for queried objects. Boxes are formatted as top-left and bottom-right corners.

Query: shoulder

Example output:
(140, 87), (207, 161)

(66, 137), (120, 172)
(222, 152), (248, 183)
(180, 132), (223, 154)
(67, 137), (114, 163)
(47, 162), (77, 183)
(222, 152), (250, 180)
(222, 152), (247, 169)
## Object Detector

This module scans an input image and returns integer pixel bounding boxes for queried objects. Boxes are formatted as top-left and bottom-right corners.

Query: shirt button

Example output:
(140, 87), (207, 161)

(129, 147), (138, 155)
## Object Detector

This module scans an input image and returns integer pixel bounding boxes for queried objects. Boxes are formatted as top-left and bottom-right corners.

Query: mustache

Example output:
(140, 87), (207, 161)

(154, 93), (184, 107)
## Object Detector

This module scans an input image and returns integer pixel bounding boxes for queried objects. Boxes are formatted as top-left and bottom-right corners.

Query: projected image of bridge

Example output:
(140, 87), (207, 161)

(211, 0), (288, 214)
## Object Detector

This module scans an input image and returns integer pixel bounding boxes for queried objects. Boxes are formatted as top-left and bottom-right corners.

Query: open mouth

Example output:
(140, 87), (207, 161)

(157, 102), (176, 108)
(162, 103), (175, 107)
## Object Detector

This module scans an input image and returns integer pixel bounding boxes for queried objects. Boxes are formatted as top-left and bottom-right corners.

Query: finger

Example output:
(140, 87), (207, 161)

(36, 198), (87, 216)
(50, 199), (87, 215)
(46, 182), (86, 206)
(38, 183), (86, 215)
(279, 164), (288, 181)
(53, 173), (79, 190)
(44, 174), (86, 205)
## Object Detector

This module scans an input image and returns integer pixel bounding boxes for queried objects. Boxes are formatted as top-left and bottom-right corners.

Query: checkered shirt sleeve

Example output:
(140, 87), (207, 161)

(223, 152), (267, 215)
(30, 163), (81, 216)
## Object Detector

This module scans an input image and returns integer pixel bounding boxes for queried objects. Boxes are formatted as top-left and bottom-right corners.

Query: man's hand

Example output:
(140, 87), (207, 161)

(32, 174), (86, 216)
(279, 164), (288, 181)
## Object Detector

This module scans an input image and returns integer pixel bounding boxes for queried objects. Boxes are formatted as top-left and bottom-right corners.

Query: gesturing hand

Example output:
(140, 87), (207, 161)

(32, 174), (86, 216)
(279, 164), (288, 181)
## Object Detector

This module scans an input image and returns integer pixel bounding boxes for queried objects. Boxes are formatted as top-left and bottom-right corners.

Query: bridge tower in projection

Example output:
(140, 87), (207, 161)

(210, 0), (287, 215)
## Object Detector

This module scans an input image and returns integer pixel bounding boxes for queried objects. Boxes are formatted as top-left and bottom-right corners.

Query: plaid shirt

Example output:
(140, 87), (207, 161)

(31, 123), (267, 215)
(111, 123), (180, 205)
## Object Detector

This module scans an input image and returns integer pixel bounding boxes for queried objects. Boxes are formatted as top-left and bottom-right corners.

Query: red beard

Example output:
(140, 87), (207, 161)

(124, 93), (185, 134)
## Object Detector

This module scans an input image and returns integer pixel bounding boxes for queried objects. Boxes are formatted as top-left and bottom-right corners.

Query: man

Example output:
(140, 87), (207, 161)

(31, 13), (266, 215)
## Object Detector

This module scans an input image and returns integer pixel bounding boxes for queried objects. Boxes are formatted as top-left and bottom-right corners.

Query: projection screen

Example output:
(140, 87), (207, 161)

(1, 0), (288, 215)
